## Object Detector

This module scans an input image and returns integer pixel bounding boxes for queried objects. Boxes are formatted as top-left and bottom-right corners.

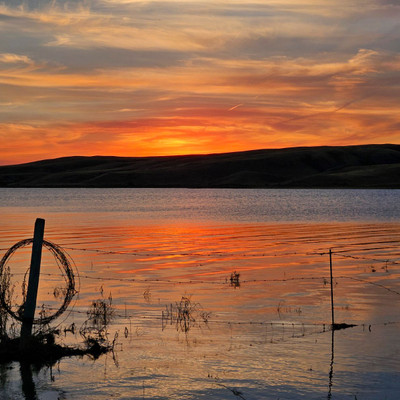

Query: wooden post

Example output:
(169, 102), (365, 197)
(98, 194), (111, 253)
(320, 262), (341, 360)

(20, 218), (45, 346)
(329, 249), (335, 329)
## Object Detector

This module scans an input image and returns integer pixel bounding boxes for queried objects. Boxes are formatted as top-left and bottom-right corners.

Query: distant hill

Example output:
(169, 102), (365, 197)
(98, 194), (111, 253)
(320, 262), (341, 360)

(1, 144), (400, 188)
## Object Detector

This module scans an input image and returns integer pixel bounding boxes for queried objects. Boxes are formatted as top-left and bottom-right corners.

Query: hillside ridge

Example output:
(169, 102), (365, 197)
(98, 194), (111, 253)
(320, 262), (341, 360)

(1, 144), (400, 188)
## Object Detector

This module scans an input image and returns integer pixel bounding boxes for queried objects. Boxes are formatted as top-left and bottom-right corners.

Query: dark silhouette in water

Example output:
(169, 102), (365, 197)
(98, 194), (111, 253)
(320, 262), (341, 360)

(20, 362), (37, 400)
(328, 329), (335, 399)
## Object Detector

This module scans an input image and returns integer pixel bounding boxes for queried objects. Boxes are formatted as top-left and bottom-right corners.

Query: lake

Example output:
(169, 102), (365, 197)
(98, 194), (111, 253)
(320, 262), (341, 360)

(1, 188), (400, 399)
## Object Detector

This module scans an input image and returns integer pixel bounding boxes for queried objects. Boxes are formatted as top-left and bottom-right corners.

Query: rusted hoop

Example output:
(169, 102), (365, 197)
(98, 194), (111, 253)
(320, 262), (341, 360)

(0, 238), (76, 325)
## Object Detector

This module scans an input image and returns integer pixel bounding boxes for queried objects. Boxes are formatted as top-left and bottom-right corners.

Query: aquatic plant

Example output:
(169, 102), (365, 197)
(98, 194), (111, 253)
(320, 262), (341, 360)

(162, 295), (211, 333)
(230, 271), (240, 288)
(80, 293), (115, 345)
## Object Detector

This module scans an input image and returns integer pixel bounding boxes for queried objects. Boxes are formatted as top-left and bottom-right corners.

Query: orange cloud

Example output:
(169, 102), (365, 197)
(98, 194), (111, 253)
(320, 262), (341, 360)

(0, 1), (399, 164)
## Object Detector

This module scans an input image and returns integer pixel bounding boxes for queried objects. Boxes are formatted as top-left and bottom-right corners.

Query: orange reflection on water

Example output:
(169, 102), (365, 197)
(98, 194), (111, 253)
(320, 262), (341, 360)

(40, 221), (398, 327)
(3, 221), (400, 324)
(2, 219), (400, 399)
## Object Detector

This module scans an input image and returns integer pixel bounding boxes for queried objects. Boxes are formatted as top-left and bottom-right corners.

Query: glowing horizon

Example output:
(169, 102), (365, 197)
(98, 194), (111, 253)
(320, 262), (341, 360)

(1, 0), (399, 165)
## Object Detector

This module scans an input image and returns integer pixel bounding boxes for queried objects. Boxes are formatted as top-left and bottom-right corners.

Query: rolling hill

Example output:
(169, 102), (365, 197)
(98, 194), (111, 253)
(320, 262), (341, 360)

(1, 144), (400, 188)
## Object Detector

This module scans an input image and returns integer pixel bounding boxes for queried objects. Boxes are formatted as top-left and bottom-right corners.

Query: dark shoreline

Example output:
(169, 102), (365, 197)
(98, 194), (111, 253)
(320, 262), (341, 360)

(1, 144), (400, 188)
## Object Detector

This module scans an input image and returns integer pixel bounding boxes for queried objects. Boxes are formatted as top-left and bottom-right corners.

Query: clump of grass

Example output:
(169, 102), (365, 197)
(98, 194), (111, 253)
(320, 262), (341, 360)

(229, 271), (240, 288)
(80, 293), (114, 345)
(176, 296), (196, 333)
(162, 295), (211, 333)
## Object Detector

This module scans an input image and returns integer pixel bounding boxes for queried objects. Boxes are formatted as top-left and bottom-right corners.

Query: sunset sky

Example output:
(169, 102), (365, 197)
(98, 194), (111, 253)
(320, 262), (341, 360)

(1, 0), (399, 165)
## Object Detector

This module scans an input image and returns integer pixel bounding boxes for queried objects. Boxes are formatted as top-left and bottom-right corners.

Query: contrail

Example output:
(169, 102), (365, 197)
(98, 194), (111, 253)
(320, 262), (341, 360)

(279, 94), (372, 125)
(228, 104), (243, 111)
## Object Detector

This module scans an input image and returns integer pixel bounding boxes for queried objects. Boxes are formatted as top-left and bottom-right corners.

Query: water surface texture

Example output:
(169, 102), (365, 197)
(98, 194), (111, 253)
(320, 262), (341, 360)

(1, 189), (400, 399)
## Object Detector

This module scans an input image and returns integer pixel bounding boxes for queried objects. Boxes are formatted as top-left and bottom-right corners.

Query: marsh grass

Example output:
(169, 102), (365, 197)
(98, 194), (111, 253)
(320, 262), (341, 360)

(79, 293), (115, 345)
(162, 296), (211, 333)
(229, 271), (240, 288)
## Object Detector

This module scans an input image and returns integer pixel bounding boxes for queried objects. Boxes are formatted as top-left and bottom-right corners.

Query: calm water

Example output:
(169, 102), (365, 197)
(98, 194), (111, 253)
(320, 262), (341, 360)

(1, 188), (400, 223)
(1, 189), (400, 399)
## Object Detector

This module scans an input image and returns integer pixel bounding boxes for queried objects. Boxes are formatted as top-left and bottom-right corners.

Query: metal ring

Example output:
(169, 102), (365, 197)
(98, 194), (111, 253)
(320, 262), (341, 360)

(0, 239), (76, 325)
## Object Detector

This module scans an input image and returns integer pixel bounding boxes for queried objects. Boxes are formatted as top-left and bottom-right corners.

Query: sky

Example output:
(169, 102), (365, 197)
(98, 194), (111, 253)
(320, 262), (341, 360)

(0, 0), (399, 165)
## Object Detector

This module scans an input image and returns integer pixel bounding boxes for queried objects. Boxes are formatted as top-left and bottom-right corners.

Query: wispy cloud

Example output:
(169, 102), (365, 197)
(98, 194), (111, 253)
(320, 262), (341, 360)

(0, 53), (33, 64)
